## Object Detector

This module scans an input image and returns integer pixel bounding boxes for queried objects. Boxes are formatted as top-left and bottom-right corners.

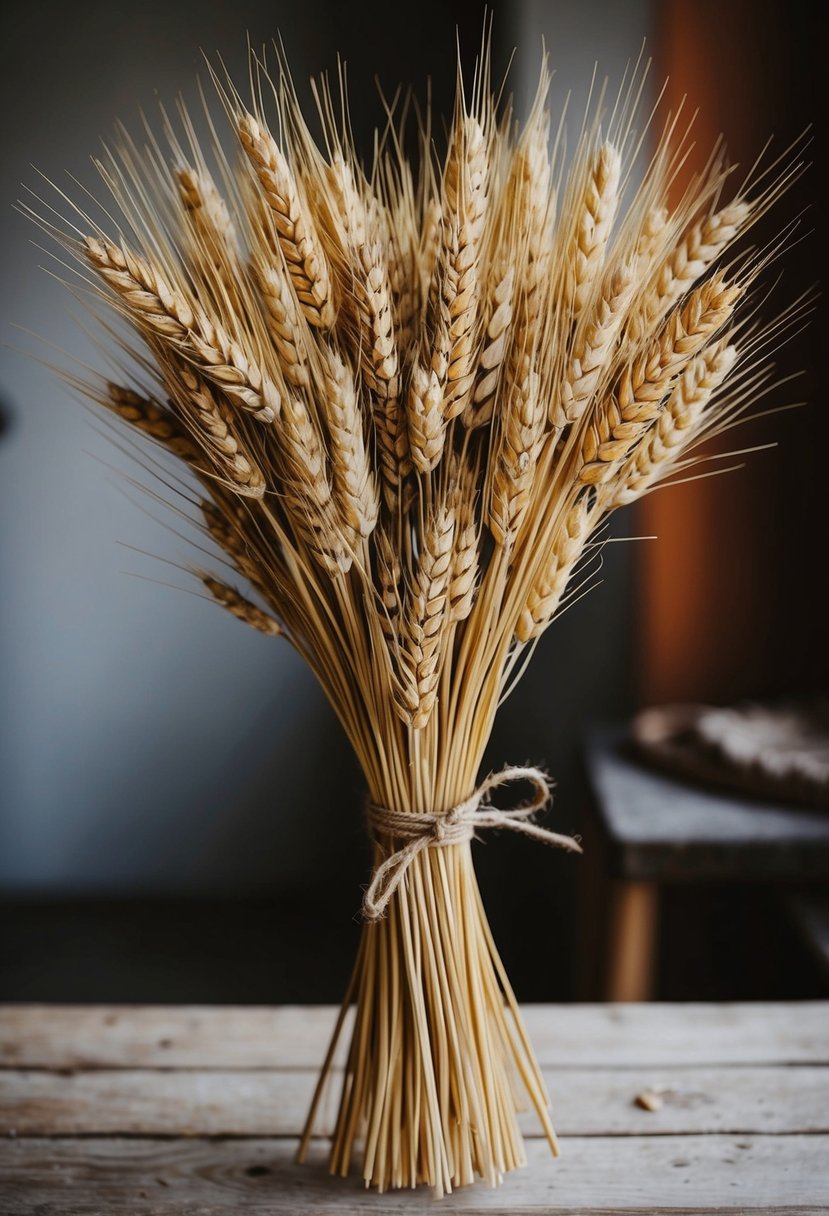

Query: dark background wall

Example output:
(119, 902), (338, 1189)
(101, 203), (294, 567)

(1, 0), (823, 1004)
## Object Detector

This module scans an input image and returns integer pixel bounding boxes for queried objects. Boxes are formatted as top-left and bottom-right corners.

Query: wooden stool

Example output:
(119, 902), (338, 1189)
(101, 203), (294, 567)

(579, 727), (829, 1001)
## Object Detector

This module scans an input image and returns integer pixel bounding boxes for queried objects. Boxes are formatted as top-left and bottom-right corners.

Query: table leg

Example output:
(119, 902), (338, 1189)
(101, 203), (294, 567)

(605, 880), (659, 1001)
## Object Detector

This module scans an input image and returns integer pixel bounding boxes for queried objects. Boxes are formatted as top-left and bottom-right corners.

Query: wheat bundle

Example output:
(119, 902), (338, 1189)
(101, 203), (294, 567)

(27, 38), (802, 1196)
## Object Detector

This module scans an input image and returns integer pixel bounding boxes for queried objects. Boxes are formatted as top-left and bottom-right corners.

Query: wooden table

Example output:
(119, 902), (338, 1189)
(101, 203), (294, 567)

(582, 729), (829, 1002)
(1, 1002), (828, 1212)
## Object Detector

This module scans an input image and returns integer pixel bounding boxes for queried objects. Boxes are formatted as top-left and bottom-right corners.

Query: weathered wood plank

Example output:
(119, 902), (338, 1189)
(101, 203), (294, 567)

(586, 729), (829, 882)
(3, 1003), (827, 1070)
(1, 1135), (827, 1213)
(1, 1065), (826, 1139)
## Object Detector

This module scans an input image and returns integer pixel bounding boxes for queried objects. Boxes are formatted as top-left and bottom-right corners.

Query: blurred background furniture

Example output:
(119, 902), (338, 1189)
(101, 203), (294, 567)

(579, 728), (829, 1001)
(1, 1001), (827, 1211)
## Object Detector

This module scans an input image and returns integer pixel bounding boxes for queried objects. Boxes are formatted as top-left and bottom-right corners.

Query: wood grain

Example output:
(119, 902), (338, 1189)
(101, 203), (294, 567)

(1, 1135), (827, 1214)
(3, 1004), (826, 1212)
(3, 1002), (827, 1070)
(1, 1065), (826, 1139)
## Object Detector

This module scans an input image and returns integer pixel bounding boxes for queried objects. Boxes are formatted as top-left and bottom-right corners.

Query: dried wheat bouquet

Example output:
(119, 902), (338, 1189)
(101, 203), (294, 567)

(28, 37), (802, 1196)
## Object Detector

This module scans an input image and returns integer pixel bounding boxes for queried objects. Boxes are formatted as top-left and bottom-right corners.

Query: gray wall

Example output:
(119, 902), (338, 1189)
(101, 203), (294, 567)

(0, 0), (649, 899)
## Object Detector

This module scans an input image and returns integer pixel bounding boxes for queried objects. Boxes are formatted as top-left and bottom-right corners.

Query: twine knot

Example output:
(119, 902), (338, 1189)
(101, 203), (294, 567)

(363, 765), (582, 920)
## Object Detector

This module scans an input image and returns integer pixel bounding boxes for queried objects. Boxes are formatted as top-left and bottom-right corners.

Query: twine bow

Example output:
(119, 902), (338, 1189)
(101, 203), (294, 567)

(363, 765), (582, 920)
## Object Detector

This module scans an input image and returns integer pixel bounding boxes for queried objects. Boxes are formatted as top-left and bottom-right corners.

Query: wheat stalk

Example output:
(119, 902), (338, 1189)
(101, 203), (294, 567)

(30, 39), (798, 1197)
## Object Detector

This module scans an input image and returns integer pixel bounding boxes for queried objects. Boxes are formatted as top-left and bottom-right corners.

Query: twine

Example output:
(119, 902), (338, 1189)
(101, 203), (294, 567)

(363, 765), (582, 920)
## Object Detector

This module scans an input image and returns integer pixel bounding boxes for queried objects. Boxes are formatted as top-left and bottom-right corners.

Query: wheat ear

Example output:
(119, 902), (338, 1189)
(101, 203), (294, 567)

(609, 338), (738, 506)
(408, 362), (447, 473)
(627, 200), (750, 341)
(252, 256), (311, 389)
(579, 273), (741, 484)
(239, 112), (336, 329)
(515, 498), (593, 642)
(465, 266), (513, 428)
(328, 155), (409, 505)
(488, 355), (545, 549)
(449, 487), (479, 622)
(104, 383), (197, 459)
(386, 195), (418, 358)
(177, 166), (240, 263)
(394, 505), (456, 729)
(280, 395), (354, 575)
(552, 261), (635, 427)
(85, 235), (282, 424)
(164, 363), (266, 498)
(322, 347), (379, 539)
(512, 119), (554, 337)
(632, 203), (669, 271)
(434, 116), (488, 420)
(200, 498), (275, 600)
(571, 142), (621, 316)
(201, 574), (283, 635)
(485, 122), (552, 434)
(375, 526), (403, 643)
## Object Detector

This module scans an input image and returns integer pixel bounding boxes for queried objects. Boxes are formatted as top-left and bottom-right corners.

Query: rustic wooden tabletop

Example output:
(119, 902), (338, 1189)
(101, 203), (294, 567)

(1, 1002), (827, 1212)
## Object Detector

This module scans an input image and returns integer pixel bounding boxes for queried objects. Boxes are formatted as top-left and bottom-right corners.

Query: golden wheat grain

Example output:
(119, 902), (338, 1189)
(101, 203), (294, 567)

(449, 489), (479, 622)
(386, 197), (418, 357)
(200, 497), (273, 599)
(187, 304), (283, 422)
(327, 155), (410, 504)
(632, 203), (669, 271)
(419, 195), (442, 301)
(85, 234), (195, 336)
(280, 394), (354, 575)
(375, 525), (403, 642)
(164, 363), (267, 498)
(511, 121), (554, 332)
